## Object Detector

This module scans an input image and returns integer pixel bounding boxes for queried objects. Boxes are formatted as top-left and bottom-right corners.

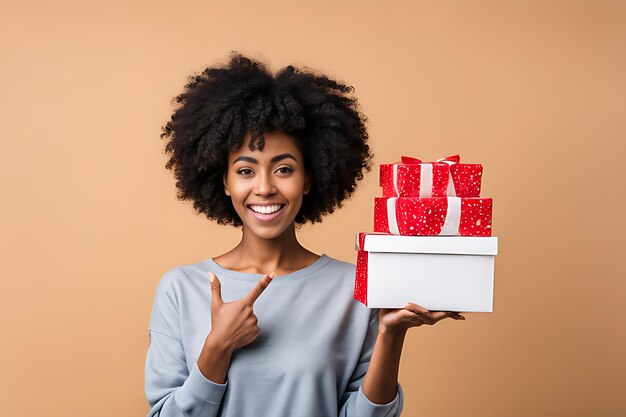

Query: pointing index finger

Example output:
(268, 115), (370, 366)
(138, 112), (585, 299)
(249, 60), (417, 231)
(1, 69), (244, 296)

(242, 272), (275, 305)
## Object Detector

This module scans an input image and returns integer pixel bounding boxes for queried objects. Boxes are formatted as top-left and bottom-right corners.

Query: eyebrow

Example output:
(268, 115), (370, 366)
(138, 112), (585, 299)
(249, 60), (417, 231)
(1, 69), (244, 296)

(232, 153), (298, 165)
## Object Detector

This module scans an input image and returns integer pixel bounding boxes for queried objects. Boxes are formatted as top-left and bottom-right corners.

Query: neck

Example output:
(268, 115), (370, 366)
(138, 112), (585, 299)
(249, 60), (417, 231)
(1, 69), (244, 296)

(230, 223), (312, 274)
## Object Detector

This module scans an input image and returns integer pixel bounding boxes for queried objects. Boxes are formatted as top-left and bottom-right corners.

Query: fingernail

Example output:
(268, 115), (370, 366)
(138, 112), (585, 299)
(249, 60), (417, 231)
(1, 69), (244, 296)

(268, 272), (275, 279)
(208, 272), (214, 283)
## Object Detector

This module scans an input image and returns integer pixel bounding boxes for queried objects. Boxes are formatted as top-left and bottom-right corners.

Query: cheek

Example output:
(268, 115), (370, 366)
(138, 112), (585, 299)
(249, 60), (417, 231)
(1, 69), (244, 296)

(287, 189), (307, 209)
(284, 178), (307, 198)
(225, 182), (249, 204)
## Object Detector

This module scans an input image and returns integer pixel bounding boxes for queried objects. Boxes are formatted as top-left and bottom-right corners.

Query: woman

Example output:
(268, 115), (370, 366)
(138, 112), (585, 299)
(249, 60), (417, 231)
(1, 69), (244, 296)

(145, 52), (464, 417)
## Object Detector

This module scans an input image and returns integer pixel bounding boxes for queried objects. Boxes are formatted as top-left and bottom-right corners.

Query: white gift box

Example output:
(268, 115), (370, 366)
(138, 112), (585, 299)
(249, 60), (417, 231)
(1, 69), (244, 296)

(354, 232), (498, 312)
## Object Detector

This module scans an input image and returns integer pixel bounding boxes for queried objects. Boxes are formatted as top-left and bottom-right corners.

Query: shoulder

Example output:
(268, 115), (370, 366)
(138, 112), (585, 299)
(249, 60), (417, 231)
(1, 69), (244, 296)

(313, 255), (372, 310)
(324, 255), (356, 273)
(148, 260), (209, 338)
(317, 255), (356, 282)
(152, 258), (210, 300)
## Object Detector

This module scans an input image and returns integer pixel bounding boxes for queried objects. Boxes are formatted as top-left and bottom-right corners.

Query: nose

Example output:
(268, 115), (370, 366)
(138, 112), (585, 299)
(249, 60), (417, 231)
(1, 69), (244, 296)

(253, 170), (277, 196)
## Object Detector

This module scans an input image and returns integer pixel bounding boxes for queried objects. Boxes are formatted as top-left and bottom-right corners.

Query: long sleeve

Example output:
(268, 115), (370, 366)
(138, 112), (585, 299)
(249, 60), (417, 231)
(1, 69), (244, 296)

(338, 309), (404, 417)
(145, 256), (405, 417)
(145, 274), (228, 417)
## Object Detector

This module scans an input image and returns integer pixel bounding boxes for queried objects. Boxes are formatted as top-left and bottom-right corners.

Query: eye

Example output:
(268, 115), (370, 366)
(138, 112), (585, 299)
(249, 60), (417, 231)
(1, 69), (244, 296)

(237, 168), (254, 176)
(276, 166), (293, 174)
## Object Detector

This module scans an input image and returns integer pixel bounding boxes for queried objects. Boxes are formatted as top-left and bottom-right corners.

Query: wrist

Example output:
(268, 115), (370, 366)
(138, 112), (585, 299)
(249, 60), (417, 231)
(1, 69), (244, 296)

(378, 325), (407, 342)
(205, 333), (233, 356)
(197, 334), (232, 384)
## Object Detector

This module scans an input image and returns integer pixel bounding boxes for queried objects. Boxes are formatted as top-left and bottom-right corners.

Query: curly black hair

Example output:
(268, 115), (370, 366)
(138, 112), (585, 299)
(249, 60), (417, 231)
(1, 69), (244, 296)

(160, 51), (374, 228)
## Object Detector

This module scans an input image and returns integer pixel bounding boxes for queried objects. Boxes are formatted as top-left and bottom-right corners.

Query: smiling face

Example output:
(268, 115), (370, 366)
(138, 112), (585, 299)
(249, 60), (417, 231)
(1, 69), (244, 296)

(223, 129), (311, 240)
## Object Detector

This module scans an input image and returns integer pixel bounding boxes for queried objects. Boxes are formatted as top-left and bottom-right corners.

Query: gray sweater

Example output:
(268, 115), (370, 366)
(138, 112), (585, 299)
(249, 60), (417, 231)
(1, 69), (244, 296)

(145, 253), (404, 417)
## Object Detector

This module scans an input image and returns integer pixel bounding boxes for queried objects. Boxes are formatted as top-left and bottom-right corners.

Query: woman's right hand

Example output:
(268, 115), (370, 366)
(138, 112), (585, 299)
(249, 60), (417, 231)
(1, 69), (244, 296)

(205, 271), (275, 354)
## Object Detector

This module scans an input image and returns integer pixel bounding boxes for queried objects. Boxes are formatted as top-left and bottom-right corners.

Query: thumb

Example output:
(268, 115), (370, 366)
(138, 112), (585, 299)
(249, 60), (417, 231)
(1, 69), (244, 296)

(208, 271), (223, 306)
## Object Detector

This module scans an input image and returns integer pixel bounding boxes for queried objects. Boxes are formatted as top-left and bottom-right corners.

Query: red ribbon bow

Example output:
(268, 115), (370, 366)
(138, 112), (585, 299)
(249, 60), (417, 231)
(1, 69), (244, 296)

(400, 154), (461, 164)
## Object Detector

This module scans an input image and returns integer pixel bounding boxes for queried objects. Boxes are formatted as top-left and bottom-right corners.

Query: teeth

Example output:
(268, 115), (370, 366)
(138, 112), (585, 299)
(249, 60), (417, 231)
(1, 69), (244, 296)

(249, 204), (282, 214)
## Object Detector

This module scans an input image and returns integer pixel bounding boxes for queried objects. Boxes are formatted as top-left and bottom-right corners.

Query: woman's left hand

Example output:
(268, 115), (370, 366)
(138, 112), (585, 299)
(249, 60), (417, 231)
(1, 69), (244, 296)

(378, 302), (466, 335)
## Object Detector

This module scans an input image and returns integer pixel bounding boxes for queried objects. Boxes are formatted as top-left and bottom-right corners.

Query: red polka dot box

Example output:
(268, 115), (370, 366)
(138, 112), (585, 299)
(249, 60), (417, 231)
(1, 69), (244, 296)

(353, 232), (498, 312)
(373, 196), (493, 236)
(379, 155), (483, 198)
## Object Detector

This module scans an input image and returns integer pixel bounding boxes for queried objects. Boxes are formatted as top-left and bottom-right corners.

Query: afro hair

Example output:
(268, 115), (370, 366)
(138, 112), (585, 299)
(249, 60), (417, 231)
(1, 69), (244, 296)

(160, 51), (374, 228)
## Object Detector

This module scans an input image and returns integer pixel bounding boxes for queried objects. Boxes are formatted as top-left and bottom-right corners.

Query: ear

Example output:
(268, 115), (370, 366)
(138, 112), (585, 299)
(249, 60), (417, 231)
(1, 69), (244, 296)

(223, 173), (231, 196)
(303, 170), (312, 195)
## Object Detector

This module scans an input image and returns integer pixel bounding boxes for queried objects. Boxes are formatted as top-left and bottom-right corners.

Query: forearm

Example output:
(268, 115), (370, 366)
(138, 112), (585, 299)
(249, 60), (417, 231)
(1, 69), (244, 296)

(146, 330), (228, 417)
(197, 335), (233, 384)
(360, 329), (406, 404)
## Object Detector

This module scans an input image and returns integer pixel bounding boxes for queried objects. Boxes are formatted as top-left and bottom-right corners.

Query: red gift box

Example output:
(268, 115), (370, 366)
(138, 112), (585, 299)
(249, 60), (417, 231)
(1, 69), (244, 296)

(380, 155), (483, 198)
(374, 196), (493, 236)
(379, 158), (450, 198)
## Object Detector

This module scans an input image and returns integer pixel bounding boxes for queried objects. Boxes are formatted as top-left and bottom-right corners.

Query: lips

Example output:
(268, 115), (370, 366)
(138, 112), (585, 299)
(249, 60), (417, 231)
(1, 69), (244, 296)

(248, 204), (284, 214)
(246, 204), (286, 222)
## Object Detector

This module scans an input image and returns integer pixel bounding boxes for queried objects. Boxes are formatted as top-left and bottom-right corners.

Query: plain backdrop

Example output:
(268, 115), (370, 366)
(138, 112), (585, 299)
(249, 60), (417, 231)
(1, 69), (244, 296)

(1, 1), (625, 416)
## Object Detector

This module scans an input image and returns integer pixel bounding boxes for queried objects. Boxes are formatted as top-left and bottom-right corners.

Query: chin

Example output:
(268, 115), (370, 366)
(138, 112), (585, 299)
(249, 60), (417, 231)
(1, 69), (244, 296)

(250, 225), (290, 240)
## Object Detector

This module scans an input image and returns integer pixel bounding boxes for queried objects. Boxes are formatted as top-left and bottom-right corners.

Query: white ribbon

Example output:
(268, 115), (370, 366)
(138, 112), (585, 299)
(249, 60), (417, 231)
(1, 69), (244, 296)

(386, 196), (462, 235)
(439, 197), (462, 235)
(392, 164), (399, 197)
(393, 162), (434, 197)
(419, 163), (432, 197)
(445, 179), (456, 197)
(386, 197), (400, 235)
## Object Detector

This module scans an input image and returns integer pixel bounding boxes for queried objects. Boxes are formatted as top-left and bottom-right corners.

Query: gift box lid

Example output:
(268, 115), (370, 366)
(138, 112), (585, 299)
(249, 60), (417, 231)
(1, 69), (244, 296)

(355, 232), (498, 255)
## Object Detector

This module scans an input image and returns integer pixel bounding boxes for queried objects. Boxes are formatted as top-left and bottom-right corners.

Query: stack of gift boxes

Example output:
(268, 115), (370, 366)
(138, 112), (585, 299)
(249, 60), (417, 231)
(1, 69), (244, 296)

(353, 155), (499, 312)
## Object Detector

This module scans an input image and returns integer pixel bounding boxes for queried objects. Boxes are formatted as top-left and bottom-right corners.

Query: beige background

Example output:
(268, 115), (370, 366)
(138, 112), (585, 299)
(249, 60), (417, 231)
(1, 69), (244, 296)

(1, 1), (625, 416)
